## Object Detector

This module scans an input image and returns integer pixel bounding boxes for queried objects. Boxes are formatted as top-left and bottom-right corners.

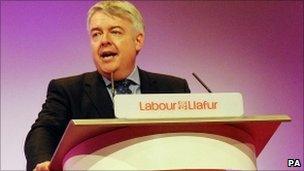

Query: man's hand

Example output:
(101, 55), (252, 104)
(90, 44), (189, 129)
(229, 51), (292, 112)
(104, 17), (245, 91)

(33, 161), (50, 171)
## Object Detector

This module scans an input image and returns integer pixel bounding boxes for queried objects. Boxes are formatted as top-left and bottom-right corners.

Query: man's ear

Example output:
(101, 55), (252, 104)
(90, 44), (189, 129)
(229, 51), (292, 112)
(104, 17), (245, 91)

(135, 33), (144, 52)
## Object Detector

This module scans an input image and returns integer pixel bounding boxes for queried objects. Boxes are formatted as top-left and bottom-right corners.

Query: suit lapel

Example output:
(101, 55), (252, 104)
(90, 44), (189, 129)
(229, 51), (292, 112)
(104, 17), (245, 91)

(139, 68), (159, 93)
(84, 71), (115, 118)
(83, 69), (159, 118)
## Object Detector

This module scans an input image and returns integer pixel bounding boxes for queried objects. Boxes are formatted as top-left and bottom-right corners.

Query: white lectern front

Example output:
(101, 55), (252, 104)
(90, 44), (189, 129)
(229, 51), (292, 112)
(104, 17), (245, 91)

(50, 114), (291, 170)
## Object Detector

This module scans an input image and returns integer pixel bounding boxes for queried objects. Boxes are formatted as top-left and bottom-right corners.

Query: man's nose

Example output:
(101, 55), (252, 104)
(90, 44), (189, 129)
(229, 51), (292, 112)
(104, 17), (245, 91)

(100, 33), (112, 47)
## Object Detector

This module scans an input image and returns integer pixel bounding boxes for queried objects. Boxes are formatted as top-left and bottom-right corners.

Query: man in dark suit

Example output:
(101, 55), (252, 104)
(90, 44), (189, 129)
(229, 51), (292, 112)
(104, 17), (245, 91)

(24, 1), (190, 171)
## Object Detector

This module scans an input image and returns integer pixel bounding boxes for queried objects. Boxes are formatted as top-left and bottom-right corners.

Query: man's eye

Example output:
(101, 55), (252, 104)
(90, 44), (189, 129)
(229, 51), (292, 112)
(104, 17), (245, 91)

(111, 30), (122, 35)
(92, 32), (101, 38)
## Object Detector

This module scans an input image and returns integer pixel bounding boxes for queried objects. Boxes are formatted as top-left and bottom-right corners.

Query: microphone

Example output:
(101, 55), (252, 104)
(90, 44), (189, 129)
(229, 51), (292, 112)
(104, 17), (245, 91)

(192, 72), (213, 93)
(111, 72), (115, 98)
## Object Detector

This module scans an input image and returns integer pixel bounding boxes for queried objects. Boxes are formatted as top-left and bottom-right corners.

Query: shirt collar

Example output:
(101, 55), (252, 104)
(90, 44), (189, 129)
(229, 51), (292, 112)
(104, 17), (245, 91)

(102, 66), (140, 86)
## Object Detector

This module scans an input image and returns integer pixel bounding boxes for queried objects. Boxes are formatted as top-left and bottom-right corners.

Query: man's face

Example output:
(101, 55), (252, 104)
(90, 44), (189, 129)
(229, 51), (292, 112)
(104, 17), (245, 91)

(89, 11), (144, 80)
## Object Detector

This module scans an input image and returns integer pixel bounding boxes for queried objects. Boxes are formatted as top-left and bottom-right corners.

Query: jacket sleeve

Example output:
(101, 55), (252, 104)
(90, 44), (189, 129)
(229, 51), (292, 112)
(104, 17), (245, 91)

(183, 79), (191, 93)
(24, 79), (71, 171)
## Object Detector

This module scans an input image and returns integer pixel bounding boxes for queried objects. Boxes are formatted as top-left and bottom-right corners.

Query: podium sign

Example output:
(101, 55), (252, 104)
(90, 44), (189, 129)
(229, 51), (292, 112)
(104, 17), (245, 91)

(114, 93), (244, 118)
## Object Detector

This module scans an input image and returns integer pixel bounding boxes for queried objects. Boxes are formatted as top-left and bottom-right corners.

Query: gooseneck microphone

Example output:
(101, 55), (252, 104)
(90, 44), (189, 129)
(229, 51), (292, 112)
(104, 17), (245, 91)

(192, 72), (213, 93)
(111, 72), (115, 98)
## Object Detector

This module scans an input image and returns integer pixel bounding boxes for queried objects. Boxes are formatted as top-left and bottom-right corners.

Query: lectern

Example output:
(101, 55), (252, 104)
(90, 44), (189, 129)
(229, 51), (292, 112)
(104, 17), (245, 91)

(50, 114), (290, 170)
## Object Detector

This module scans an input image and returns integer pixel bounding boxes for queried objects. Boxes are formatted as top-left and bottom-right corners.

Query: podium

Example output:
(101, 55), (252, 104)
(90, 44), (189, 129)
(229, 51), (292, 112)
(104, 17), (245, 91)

(50, 114), (291, 170)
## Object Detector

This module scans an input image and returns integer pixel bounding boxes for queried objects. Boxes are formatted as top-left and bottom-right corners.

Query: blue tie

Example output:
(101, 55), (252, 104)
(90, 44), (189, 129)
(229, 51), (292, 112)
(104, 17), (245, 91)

(115, 79), (133, 94)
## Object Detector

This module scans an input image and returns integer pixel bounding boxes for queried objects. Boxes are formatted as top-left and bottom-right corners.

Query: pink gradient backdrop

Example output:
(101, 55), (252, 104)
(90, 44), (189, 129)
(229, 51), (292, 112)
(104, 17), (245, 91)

(1, 1), (303, 170)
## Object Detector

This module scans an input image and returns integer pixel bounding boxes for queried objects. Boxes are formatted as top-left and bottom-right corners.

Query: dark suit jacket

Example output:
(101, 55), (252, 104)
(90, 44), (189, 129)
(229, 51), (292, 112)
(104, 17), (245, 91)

(24, 68), (190, 170)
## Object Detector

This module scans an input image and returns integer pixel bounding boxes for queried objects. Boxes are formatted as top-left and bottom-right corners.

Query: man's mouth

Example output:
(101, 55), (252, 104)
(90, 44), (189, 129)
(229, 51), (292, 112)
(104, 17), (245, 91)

(100, 51), (118, 60)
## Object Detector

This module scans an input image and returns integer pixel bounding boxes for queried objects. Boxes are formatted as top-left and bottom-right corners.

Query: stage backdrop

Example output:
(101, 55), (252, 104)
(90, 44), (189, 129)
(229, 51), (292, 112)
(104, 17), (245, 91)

(1, 1), (303, 170)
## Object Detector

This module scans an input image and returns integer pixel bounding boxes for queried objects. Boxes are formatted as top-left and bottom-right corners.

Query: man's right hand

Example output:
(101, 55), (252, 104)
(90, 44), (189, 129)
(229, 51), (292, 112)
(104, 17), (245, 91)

(33, 161), (50, 171)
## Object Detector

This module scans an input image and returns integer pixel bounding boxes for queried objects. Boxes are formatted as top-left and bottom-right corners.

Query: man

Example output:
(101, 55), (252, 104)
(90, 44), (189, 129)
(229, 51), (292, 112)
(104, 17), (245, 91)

(24, 1), (190, 171)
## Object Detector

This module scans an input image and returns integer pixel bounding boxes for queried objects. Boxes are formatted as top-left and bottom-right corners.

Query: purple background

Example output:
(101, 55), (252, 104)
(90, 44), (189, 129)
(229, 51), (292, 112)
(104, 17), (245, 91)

(1, 1), (303, 170)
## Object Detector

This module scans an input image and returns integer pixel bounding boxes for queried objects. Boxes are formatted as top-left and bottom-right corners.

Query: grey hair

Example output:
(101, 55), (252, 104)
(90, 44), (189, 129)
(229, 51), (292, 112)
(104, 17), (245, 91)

(87, 0), (145, 34)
